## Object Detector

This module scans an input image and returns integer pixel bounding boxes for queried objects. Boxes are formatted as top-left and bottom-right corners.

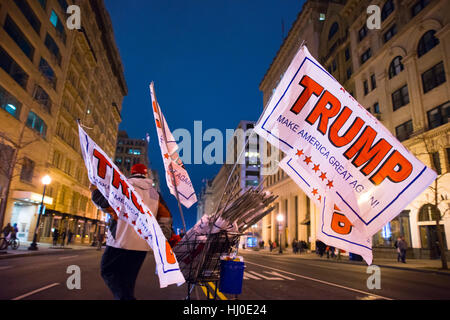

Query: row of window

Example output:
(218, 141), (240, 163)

(395, 101), (449, 142)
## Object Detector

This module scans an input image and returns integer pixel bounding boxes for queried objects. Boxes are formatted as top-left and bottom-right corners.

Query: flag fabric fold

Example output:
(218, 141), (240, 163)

(78, 124), (185, 288)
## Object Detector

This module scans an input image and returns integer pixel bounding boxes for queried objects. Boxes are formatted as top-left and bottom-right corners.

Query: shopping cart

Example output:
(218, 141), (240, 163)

(176, 230), (241, 300)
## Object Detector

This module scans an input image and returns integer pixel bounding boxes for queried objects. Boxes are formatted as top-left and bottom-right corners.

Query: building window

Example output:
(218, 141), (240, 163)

(431, 152), (442, 175)
(427, 102), (449, 130)
(13, 0), (41, 34)
(358, 24), (368, 41)
(422, 61), (446, 94)
(39, 58), (57, 89)
(381, 0), (395, 21)
(383, 24), (397, 43)
(418, 30), (439, 58)
(412, 0), (430, 17)
(395, 120), (413, 142)
(26, 111), (47, 138)
(370, 74), (377, 90)
(49, 10), (66, 44)
(346, 67), (352, 80)
(345, 47), (350, 61)
(319, 13), (326, 21)
(389, 56), (404, 79)
(328, 22), (339, 40)
(373, 102), (380, 114)
(363, 80), (369, 95)
(57, 0), (69, 11)
(20, 158), (35, 183)
(0, 46), (29, 89)
(0, 84), (21, 118)
(392, 85), (410, 111)
(33, 85), (52, 113)
(360, 48), (372, 65)
(44, 34), (62, 66)
(4, 15), (35, 61)
(38, 0), (47, 9)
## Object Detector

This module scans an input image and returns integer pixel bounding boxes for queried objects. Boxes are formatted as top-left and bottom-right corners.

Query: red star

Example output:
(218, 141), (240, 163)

(312, 188), (318, 196)
(132, 220), (136, 225)
(138, 229), (142, 234)
(312, 164), (320, 173)
(296, 149), (304, 157)
(123, 212), (128, 219)
(318, 195), (322, 202)
(327, 180), (334, 189)
(164, 153), (169, 159)
(304, 156), (312, 165)
(144, 236), (148, 240)
(319, 172), (327, 181)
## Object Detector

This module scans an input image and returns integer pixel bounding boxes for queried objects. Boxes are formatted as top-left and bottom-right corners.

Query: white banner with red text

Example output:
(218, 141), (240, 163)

(149, 82), (197, 209)
(254, 45), (436, 237)
(78, 124), (185, 288)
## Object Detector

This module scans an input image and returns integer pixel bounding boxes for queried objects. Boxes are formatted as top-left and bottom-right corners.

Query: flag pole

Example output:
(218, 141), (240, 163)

(152, 83), (187, 233)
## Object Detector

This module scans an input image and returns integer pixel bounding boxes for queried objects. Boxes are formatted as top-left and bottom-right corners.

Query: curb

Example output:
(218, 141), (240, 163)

(0, 247), (99, 260)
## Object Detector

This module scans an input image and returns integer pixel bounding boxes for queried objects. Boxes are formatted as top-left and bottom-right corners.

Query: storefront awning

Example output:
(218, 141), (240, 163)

(12, 191), (53, 205)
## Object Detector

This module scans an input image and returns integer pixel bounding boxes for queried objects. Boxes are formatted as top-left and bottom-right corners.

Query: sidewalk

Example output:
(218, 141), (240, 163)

(242, 248), (450, 276)
(0, 241), (99, 260)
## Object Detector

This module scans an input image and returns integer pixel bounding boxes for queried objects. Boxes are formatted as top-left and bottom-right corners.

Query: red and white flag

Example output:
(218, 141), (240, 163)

(254, 45), (436, 264)
(78, 124), (185, 288)
(149, 82), (197, 209)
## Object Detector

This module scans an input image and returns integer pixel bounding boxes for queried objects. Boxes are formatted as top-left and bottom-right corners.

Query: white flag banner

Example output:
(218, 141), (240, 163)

(254, 45), (437, 236)
(78, 124), (185, 288)
(149, 82), (197, 209)
(280, 154), (372, 265)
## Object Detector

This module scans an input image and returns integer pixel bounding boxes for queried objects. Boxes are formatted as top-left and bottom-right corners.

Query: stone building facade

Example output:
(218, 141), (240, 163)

(0, 0), (127, 245)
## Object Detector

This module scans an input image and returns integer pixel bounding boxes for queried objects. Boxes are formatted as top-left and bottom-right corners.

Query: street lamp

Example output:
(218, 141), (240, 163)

(28, 175), (51, 251)
(276, 213), (284, 254)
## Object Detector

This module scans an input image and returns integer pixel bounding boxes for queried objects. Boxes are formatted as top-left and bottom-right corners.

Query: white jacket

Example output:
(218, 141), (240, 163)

(106, 176), (159, 251)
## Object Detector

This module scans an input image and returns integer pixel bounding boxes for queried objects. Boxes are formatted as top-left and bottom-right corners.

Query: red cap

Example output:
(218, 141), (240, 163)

(131, 163), (148, 175)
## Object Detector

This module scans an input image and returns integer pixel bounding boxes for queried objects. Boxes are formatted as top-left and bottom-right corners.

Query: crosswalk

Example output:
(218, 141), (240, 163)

(244, 270), (295, 281)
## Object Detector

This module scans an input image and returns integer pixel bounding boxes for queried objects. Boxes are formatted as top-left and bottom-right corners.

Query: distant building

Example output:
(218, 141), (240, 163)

(114, 130), (160, 191)
(201, 120), (262, 246)
(0, 0), (127, 244)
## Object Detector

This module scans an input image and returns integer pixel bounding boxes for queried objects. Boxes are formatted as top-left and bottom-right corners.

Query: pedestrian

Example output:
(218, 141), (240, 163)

(61, 230), (66, 246)
(261, 240), (265, 249)
(292, 239), (298, 254)
(52, 229), (59, 246)
(397, 236), (408, 263)
(97, 232), (104, 251)
(269, 239), (273, 252)
(330, 246), (335, 258)
(67, 230), (73, 244)
(2, 223), (13, 238)
(90, 163), (178, 300)
(394, 236), (401, 262)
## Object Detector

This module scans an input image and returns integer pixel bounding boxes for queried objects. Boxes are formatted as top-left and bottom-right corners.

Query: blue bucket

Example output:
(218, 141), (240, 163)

(219, 260), (245, 295)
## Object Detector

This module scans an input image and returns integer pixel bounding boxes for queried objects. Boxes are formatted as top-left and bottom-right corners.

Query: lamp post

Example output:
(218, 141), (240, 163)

(276, 213), (284, 254)
(28, 175), (51, 251)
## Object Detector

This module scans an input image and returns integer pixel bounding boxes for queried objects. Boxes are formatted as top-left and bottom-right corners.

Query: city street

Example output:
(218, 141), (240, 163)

(0, 249), (449, 300)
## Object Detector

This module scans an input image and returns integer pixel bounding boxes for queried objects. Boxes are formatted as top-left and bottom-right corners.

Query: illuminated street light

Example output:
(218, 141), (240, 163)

(28, 175), (51, 251)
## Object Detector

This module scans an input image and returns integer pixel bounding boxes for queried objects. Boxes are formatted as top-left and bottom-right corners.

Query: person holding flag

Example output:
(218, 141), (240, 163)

(90, 163), (180, 300)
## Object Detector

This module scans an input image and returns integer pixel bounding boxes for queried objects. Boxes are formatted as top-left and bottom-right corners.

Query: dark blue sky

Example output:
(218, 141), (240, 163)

(104, 0), (305, 231)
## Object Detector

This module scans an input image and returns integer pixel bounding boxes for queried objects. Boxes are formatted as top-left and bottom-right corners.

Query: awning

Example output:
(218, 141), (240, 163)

(12, 191), (53, 205)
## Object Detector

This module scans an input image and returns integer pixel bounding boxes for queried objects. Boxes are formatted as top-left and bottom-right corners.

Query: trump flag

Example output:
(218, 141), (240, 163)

(78, 123), (185, 288)
(254, 45), (436, 238)
(149, 82), (197, 209)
